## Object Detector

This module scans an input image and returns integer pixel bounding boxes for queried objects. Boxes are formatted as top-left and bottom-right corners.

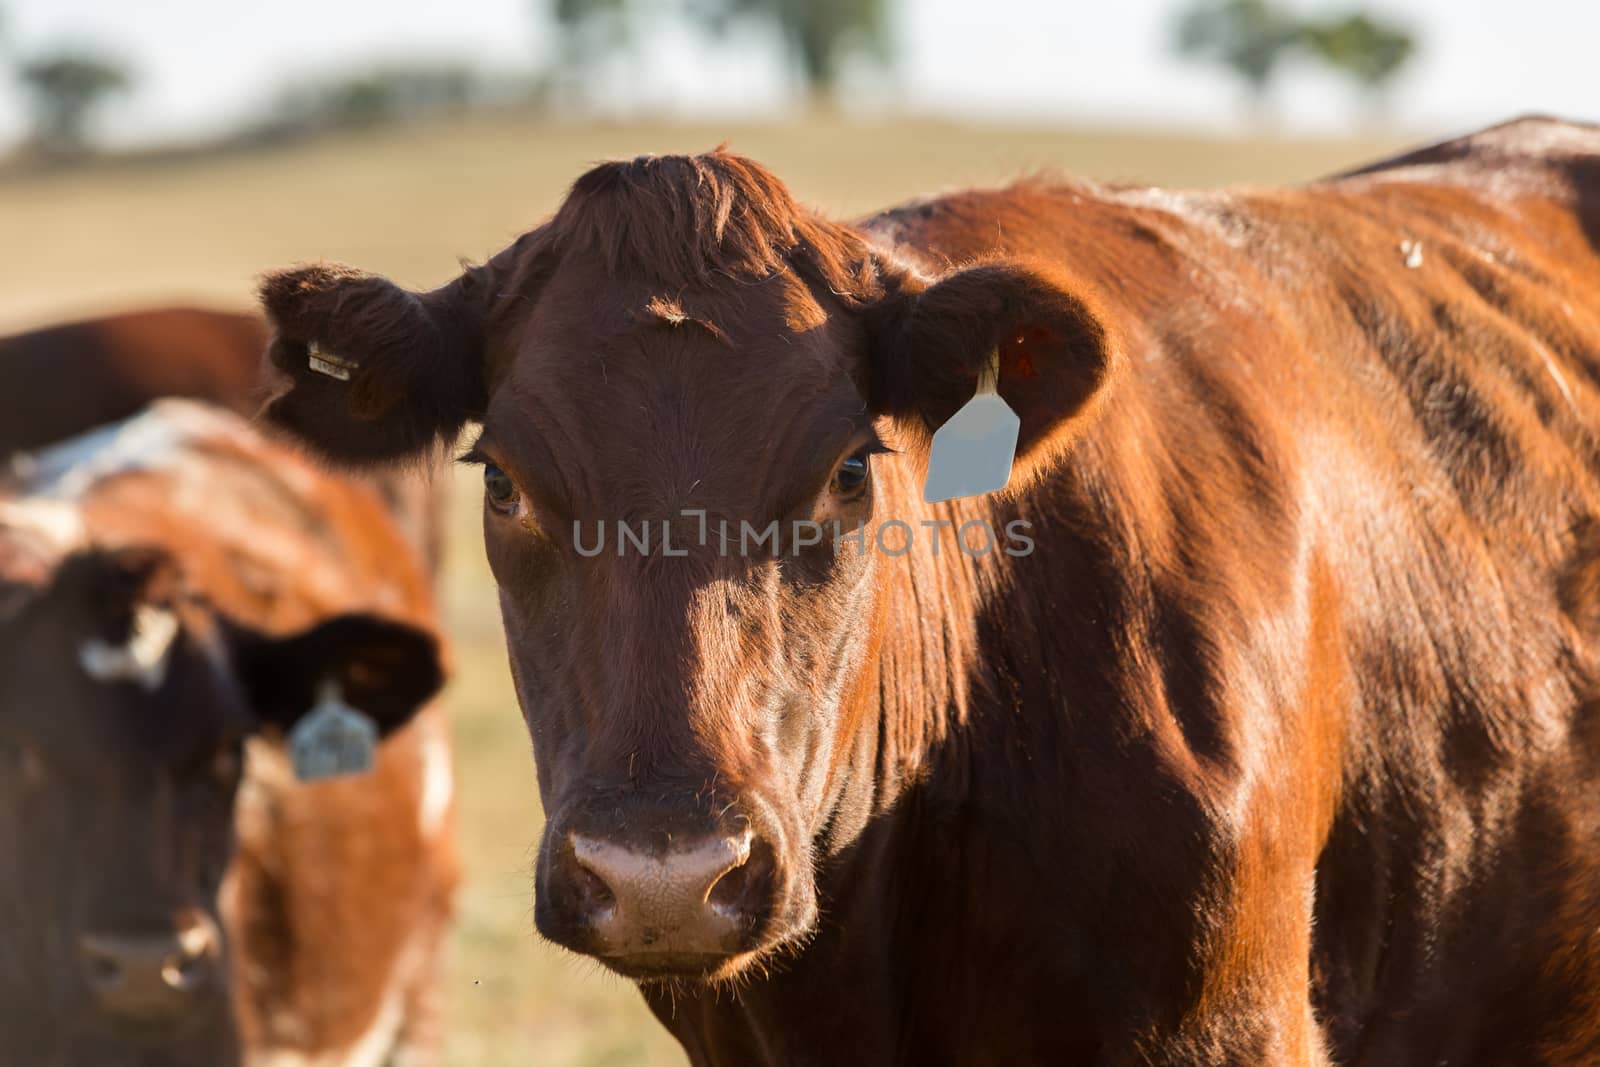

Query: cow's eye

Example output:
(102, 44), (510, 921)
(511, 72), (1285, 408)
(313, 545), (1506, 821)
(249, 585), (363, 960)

(177, 741), (241, 789)
(484, 464), (519, 513)
(208, 745), (242, 785)
(831, 453), (871, 498)
(0, 736), (46, 789)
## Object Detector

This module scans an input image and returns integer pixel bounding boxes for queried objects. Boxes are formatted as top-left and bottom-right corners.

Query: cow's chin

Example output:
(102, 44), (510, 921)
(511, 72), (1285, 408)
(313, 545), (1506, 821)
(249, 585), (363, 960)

(604, 949), (763, 984)
(539, 876), (820, 987)
(598, 917), (816, 987)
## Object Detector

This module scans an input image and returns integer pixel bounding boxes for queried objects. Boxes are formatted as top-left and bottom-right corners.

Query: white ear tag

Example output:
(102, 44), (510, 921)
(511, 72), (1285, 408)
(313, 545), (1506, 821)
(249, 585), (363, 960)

(307, 341), (357, 381)
(922, 348), (1020, 503)
(288, 680), (377, 782)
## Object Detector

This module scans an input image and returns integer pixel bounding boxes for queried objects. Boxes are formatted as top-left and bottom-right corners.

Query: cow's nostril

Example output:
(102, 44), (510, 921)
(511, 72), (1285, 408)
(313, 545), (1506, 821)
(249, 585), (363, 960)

(83, 950), (124, 992)
(573, 860), (617, 915)
(163, 939), (210, 992)
(707, 863), (751, 917)
(707, 833), (774, 922)
(78, 915), (222, 1021)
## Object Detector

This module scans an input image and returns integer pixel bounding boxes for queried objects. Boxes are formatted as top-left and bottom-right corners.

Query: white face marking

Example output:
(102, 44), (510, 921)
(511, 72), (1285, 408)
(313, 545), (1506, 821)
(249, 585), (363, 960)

(242, 927), (413, 1067)
(79, 604), (180, 691)
(416, 714), (454, 840)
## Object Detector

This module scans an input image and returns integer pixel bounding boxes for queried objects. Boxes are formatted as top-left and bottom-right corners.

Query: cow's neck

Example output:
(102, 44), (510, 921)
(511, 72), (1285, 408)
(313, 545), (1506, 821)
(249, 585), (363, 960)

(819, 462), (1019, 840)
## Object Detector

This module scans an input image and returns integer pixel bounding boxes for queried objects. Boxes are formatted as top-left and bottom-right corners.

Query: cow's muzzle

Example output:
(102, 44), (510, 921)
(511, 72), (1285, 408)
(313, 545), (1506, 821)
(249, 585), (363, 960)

(536, 799), (798, 979)
(77, 911), (223, 1027)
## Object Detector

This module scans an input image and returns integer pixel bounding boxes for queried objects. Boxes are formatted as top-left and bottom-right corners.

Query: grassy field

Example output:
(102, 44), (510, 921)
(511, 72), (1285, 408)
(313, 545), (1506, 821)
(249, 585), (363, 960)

(0, 112), (1409, 1065)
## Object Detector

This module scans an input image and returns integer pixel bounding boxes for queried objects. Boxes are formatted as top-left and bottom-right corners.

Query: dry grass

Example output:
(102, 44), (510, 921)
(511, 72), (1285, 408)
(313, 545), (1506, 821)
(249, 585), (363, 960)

(0, 112), (1408, 1065)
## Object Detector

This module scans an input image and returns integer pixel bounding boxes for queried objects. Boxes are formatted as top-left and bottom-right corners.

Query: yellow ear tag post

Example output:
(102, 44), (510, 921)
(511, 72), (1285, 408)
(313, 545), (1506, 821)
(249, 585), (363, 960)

(307, 341), (357, 382)
(922, 348), (1020, 503)
(288, 680), (377, 782)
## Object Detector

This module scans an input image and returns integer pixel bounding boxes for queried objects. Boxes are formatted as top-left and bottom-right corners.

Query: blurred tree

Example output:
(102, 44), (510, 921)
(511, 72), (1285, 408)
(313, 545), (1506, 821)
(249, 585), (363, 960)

(269, 64), (480, 132)
(1173, 0), (1303, 108)
(1174, 0), (1417, 118)
(16, 50), (132, 155)
(552, 0), (631, 104)
(549, 0), (889, 102)
(1304, 11), (1415, 103)
(689, 0), (891, 95)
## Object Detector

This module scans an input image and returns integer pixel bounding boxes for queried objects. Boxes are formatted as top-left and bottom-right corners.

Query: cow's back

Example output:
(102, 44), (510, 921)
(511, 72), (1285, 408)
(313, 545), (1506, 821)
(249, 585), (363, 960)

(864, 116), (1600, 1062)
(0, 306), (448, 572)
(0, 307), (265, 456)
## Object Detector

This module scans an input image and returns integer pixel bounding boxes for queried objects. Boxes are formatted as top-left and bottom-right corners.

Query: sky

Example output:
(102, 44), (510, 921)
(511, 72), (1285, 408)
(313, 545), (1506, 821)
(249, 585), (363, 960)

(0, 0), (1595, 147)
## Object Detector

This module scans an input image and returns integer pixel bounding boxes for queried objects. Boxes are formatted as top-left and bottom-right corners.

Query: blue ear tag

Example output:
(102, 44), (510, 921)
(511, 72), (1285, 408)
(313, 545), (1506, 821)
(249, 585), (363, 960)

(307, 341), (357, 381)
(922, 348), (1020, 503)
(288, 681), (377, 781)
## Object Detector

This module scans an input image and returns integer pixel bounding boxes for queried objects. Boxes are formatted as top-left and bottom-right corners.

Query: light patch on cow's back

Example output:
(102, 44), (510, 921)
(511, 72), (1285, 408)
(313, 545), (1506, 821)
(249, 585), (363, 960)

(0, 498), (85, 599)
(15, 398), (252, 501)
(1100, 183), (1251, 245)
(11, 399), (408, 622)
(0, 497), (85, 549)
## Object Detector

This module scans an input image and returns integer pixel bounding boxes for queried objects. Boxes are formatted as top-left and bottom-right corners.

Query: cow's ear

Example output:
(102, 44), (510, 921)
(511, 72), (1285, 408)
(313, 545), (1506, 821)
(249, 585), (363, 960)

(231, 613), (445, 737)
(258, 263), (487, 464)
(867, 257), (1123, 489)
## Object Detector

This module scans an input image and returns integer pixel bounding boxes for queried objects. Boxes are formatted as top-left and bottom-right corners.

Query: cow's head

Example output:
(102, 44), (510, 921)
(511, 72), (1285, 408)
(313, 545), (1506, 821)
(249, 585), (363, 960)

(0, 542), (442, 1058)
(259, 150), (1119, 981)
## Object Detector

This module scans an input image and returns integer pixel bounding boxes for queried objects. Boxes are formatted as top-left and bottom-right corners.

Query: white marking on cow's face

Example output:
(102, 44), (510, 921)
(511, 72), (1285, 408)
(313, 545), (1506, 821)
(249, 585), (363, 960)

(243, 929), (411, 1067)
(78, 605), (180, 690)
(416, 715), (454, 840)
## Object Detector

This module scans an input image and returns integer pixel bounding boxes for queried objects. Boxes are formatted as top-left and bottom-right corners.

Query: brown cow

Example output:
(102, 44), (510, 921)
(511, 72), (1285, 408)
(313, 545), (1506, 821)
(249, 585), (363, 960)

(0, 401), (457, 1066)
(258, 117), (1600, 1064)
(0, 307), (445, 572)
(0, 307), (266, 457)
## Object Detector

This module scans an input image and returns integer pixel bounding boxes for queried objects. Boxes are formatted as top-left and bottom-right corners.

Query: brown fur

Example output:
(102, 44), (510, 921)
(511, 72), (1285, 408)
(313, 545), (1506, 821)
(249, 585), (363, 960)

(261, 121), (1600, 1064)
(0, 307), (265, 456)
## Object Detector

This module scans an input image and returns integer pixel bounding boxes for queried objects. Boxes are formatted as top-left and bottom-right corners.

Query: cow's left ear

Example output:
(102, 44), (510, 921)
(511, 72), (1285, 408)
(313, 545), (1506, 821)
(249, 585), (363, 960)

(230, 613), (445, 737)
(867, 257), (1123, 488)
(258, 263), (488, 465)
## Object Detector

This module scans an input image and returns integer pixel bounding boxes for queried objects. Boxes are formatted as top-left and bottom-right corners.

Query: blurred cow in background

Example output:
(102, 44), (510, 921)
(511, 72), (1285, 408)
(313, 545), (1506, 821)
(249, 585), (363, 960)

(0, 401), (458, 1066)
(0, 306), (446, 573)
(0, 307), (266, 458)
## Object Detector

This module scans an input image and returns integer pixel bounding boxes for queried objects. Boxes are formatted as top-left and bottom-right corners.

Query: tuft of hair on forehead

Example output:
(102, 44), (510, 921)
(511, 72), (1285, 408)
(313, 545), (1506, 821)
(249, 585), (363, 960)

(549, 148), (887, 305)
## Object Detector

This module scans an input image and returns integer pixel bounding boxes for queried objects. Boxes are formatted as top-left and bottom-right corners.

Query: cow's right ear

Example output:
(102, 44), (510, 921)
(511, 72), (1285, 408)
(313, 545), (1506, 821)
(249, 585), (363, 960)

(258, 263), (488, 464)
(230, 612), (446, 738)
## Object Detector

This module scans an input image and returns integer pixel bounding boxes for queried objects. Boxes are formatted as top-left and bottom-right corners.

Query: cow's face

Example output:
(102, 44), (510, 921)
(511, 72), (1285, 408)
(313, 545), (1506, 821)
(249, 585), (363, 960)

(470, 252), (890, 979)
(260, 151), (1117, 982)
(0, 546), (443, 1058)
